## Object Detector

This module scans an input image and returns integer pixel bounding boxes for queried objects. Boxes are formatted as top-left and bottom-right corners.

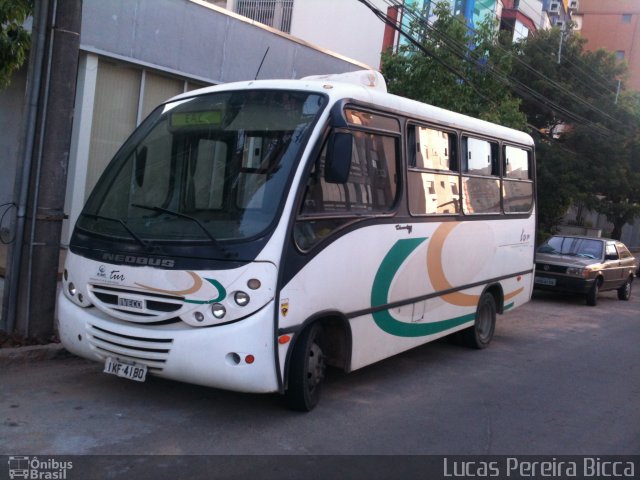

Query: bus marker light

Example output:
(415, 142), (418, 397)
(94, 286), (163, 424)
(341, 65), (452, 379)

(278, 335), (291, 344)
(245, 355), (255, 364)
(68, 283), (77, 296)
(247, 278), (261, 290)
(194, 311), (204, 322)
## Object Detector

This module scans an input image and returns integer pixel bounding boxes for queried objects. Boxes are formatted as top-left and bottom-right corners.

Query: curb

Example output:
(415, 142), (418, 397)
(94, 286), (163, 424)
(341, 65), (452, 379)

(0, 343), (73, 366)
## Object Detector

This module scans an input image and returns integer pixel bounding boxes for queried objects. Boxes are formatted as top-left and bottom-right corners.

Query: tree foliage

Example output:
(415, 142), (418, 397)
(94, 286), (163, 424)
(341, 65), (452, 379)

(381, 2), (527, 130)
(512, 28), (639, 239)
(0, 0), (32, 89)
(381, 2), (639, 240)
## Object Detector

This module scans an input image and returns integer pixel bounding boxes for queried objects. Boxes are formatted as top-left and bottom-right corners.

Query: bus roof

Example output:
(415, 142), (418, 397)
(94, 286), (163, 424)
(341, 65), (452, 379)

(168, 70), (534, 147)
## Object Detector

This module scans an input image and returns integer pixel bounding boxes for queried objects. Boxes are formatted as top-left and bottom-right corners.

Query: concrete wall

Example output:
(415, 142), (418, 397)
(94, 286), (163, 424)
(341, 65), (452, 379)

(81, 0), (370, 83)
(288, 0), (384, 69)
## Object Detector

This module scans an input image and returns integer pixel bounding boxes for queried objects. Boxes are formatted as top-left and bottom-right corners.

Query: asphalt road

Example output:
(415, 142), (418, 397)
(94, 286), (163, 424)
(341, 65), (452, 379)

(1, 288), (639, 459)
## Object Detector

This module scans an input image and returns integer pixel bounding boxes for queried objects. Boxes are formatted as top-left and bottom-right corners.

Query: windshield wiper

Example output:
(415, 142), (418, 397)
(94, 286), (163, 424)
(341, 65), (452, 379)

(83, 213), (150, 249)
(131, 203), (223, 248)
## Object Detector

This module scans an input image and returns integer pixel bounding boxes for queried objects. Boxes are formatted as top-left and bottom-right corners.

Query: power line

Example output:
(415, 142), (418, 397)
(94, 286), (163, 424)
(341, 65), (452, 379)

(388, 0), (624, 129)
(372, 0), (620, 136)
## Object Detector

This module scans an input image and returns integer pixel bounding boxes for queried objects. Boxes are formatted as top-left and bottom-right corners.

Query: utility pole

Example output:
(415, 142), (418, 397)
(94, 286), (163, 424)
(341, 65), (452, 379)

(6, 0), (82, 341)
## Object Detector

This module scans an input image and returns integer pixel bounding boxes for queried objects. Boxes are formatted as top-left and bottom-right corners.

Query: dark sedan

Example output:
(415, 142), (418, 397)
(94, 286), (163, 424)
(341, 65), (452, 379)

(534, 235), (636, 306)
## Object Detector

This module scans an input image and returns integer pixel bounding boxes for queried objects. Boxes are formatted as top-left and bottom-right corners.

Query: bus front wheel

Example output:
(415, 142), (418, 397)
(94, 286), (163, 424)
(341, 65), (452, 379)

(284, 323), (326, 412)
(460, 292), (496, 349)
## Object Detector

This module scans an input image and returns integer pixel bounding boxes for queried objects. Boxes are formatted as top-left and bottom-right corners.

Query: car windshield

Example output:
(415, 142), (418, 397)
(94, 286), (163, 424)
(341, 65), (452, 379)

(537, 236), (603, 259)
(77, 90), (325, 244)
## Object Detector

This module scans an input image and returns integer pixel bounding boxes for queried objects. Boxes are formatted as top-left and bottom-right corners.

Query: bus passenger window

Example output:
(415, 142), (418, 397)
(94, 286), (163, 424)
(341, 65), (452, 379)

(462, 176), (501, 214)
(460, 136), (500, 215)
(408, 172), (460, 215)
(412, 126), (457, 171)
(462, 137), (499, 176)
(504, 145), (530, 180)
(503, 145), (533, 214)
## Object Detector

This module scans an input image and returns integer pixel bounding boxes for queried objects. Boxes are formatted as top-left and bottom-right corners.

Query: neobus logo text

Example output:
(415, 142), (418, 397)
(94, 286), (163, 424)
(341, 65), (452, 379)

(101, 253), (175, 268)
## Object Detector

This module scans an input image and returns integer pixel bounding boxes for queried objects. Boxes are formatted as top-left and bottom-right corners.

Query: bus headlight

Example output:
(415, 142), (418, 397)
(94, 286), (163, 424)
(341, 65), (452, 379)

(234, 291), (250, 307)
(211, 303), (226, 319)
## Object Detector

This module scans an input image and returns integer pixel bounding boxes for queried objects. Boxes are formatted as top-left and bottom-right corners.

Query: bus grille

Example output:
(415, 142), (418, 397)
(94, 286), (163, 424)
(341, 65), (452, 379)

(89, 284), (183, 324)
(87, 324), (173, 373)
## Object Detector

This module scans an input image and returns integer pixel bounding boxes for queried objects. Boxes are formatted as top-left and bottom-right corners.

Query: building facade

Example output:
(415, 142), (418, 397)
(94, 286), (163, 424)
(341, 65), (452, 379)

(572, 0), (640, 91)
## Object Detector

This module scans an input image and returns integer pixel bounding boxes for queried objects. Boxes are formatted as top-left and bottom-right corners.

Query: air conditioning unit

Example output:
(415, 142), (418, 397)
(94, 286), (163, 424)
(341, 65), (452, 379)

(549, 1), (561, 13)
(568, 0), (579, 11)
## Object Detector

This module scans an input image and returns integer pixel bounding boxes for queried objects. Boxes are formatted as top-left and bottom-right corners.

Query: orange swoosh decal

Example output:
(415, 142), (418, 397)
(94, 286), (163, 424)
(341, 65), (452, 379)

(135, 271), (203, 296)
(427, 223), (480, 307)
(427, 223), (523, 307)
(505, 288), (524, 301)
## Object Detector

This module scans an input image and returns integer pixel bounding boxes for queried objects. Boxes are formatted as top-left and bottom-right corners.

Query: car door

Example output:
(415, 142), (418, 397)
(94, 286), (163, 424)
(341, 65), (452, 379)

(602, 242), (624, 289)
(615, 242), (636, 280)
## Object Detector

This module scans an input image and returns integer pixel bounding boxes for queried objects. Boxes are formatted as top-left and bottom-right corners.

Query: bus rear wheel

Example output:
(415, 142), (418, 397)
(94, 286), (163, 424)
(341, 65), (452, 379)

(460, 292), (496, 349)
(284, 323), (326, 412)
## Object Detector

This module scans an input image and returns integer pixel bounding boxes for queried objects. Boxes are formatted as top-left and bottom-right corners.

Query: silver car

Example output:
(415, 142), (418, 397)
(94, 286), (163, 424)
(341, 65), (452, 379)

(534, 235), (636, 306)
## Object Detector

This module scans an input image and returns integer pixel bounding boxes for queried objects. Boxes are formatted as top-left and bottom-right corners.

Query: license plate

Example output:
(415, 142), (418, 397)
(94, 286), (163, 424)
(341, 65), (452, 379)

(118, 297), (143, 309)
(535, 276), (556, 286)
(104, 357), (147, 382)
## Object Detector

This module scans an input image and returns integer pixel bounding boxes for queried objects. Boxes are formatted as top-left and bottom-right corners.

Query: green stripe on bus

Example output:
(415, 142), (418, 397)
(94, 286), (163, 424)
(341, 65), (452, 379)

(371, 237), (475, 338)
(184, 278), (226, 304)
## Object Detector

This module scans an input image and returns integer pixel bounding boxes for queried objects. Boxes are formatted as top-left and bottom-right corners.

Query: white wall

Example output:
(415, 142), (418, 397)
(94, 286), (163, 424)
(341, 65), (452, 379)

(289, 0), (387, 69)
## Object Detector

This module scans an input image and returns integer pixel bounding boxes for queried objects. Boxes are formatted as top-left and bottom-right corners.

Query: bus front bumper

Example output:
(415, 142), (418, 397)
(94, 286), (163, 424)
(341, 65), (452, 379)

(57, 293), (280, 393)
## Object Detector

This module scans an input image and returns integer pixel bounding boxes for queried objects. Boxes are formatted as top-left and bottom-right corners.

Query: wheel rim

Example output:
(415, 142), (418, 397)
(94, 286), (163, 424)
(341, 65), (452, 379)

(306, 342), (325, 392)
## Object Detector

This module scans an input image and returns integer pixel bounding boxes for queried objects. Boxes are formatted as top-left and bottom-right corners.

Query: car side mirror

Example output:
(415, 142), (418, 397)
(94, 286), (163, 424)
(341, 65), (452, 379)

(324, 131), (353, 184)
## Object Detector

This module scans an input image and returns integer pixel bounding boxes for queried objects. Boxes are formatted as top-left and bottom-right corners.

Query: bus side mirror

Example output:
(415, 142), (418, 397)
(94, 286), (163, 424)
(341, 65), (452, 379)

(134, 146), (147, 187)
(325, 132), (352, 184)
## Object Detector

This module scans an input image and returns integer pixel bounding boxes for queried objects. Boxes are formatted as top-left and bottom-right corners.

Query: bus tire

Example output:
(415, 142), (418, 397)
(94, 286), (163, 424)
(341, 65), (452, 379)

(284, 323), (326, 412)
(460, 292), (496, 349)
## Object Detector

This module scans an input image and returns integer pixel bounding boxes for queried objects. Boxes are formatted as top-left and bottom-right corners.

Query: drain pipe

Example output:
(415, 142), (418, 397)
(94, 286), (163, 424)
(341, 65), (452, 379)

(1, 0), (51, 333)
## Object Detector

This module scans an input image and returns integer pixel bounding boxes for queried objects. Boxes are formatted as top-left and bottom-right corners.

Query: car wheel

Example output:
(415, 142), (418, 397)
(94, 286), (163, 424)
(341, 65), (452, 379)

(586, 278), (601, 306)
(459, 292), (496, 349)
(284, 323), (326, 412)
(617, 277), (633, 301)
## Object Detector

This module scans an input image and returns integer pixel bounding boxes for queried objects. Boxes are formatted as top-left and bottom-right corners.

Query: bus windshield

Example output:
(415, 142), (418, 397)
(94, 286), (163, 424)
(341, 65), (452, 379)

(77, 90), (325, 244)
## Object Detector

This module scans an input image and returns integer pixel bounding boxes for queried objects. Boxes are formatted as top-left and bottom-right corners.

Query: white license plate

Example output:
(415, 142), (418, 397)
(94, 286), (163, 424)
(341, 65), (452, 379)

(535, 276), (556, 286)
(104, 357), (147, 382)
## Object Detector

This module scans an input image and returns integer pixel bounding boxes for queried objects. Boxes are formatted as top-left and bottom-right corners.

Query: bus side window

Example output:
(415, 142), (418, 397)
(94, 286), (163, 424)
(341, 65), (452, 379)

(295, 130), (398, 249)
(408, 125), (459, 216)
(461, 136), (500, 215)
(503, 145), (533, 214)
